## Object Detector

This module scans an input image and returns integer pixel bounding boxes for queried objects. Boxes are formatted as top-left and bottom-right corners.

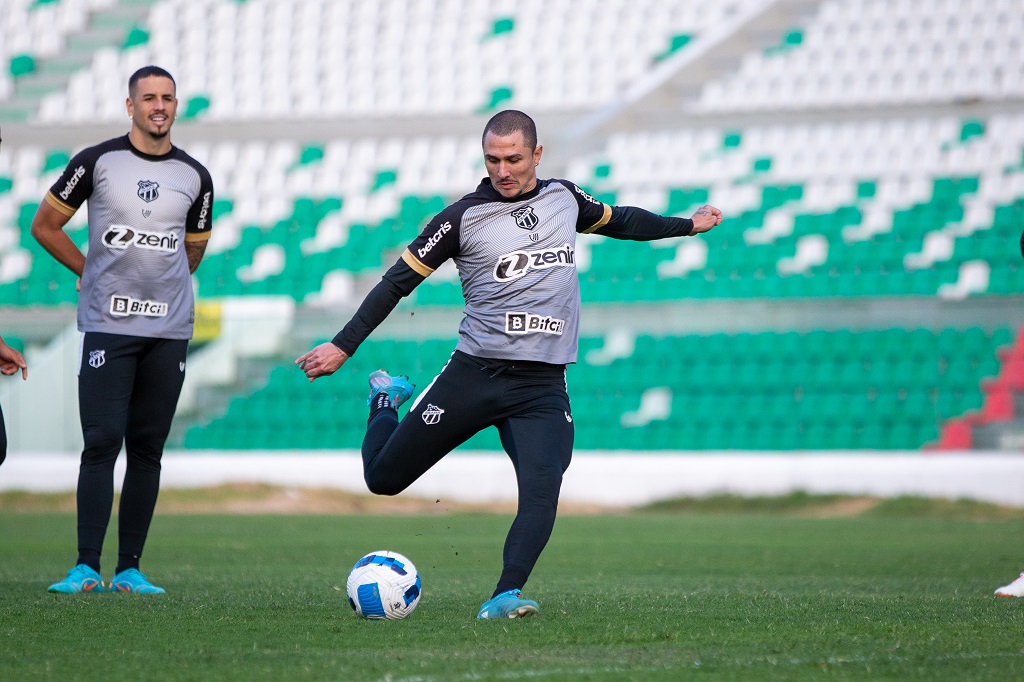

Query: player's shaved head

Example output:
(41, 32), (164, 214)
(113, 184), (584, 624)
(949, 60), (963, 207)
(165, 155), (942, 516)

(128, 66), (176, 99)
(482, 110), (537, 150)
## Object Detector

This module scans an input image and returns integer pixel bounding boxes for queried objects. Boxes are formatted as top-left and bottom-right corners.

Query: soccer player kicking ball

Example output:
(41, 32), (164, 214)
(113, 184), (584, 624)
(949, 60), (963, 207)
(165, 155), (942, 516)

(297, 110), (721, 619)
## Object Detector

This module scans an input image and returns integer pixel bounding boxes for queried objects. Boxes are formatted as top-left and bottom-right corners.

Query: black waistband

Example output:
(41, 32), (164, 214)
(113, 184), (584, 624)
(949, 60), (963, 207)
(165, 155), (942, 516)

(453, 350), (566, 378)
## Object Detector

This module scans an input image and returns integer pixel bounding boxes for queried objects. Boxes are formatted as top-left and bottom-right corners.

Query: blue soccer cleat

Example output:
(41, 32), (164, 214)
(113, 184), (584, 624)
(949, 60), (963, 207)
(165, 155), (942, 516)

(367, 369), (415, 408)
(48, 564), (105, 594)
(476, 589), (539, 619)
(109, 568), (166, 594)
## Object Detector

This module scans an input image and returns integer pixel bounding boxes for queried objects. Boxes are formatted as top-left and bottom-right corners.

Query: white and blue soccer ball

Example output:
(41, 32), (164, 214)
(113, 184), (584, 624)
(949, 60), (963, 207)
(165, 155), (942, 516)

(346, 550), (422, 620)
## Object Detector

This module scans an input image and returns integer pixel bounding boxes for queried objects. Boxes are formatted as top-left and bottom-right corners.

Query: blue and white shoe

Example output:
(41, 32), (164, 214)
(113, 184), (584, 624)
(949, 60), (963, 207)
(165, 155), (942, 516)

(477, 589), (539, 619)
(47, 564), (105, 593)
(110, 568), (166, 594)
(367, 369), (415, 408)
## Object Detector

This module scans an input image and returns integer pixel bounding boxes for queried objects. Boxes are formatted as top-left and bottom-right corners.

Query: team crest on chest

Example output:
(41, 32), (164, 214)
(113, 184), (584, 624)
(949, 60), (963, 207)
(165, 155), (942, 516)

(137, 180), (160, 203)
(511, 206), (539, 230)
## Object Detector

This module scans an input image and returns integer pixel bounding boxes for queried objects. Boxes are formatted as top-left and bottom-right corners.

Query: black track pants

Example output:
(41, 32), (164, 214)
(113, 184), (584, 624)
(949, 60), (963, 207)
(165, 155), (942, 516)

(76, 332), (187, 572)
(362, 350), (573, 596)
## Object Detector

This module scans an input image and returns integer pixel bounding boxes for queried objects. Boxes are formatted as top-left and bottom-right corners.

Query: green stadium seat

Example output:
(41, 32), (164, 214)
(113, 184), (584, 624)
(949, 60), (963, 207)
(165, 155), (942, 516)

(181, 95), (211, 120)
(122, 26), (150, 49)
(477, 86), (513, 113)
(484, 17), (514, 40)
(653, 33), (692, 62)
(9, 54), (36, 78)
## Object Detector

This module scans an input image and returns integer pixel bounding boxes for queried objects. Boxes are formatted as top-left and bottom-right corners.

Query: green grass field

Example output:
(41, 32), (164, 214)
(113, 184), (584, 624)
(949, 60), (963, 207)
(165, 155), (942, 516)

(2, 496), (1023, 681)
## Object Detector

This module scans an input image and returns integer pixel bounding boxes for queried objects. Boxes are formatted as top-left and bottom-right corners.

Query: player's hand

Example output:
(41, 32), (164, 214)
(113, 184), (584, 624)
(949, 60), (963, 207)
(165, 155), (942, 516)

(0, 342), (28, 380)
(295, 342), (349, 382)
(689, 204), (723, 234)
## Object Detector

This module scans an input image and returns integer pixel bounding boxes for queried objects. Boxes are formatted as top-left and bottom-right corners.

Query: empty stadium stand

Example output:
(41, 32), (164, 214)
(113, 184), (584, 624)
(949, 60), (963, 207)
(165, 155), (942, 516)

(3, 0), (1023, 452)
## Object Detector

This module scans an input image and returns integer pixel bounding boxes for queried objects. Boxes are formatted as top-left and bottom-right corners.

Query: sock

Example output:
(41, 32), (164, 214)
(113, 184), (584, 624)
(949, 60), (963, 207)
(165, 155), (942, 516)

(493, 566), (530, 597)
(115, 553), (140, 576)
(77, 549), (101, 574)
(368, 392), (394, 419)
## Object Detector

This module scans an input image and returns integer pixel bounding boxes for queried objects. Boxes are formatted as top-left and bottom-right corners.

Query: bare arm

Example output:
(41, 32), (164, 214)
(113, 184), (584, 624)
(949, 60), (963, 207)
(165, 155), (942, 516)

(185, 240), (208, 274)
(30, 200), (84, 277)
(0, 336), (28, 380)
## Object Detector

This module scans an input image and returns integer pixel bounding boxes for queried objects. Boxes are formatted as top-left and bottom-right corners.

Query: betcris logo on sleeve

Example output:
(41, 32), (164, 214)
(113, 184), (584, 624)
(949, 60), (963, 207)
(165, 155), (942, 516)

(417, 221), (451, 259)
(59, 166), (86, 201)
(572, 184), (601, 206)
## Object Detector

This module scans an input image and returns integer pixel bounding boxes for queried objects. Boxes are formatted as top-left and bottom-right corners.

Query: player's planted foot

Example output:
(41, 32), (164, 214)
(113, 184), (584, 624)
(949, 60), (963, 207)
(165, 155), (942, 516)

(47, 564), (105, 593)
(110, 568), (166, 594)
(995, 573), (1024, 597)
(477, 589), (539, 619)
(367, 369), (415, 408)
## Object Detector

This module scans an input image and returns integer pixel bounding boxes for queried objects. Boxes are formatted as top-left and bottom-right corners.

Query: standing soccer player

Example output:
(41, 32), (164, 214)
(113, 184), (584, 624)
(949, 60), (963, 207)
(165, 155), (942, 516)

(1, 134), (31, 467)
(297, 109), (722, 618)
(0, 335), (29, 467)
(31, 66), (213, 594)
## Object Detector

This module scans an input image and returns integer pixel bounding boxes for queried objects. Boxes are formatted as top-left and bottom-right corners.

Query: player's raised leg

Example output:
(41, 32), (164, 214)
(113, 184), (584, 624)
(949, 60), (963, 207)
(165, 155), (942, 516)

(361, 355), (494, 496)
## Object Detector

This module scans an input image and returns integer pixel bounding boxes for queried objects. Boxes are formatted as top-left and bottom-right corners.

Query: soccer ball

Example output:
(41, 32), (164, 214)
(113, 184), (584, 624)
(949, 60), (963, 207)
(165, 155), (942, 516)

(346, 550), (422, 619)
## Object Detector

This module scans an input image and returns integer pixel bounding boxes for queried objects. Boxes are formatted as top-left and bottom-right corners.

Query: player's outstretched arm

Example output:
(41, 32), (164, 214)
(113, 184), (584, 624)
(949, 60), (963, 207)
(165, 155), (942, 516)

(0, 336), (28, 380)
(296, 258), (425, 383)
(592, 203), (724, 241)
(689, 204), (723, 234)
(296, 342), (350, 382)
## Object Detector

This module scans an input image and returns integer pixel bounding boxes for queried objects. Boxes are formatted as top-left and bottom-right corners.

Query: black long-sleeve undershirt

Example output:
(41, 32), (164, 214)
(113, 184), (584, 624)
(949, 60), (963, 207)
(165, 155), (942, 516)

(332, 260), (422, 356)
(596, 205), (694, 240)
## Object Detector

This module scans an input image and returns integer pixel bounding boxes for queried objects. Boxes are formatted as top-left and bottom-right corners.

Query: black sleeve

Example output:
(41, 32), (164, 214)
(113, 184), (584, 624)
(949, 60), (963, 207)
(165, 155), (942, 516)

(330, 258), (425, 356)
(184, 159), (215, 238)
(591, 205), (694, 241)
(45, 148), (97, 216)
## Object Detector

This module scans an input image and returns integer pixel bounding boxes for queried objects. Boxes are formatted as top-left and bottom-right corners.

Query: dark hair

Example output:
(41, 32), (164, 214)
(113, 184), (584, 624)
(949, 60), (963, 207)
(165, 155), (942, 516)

(128, 66), (176, 98)
(482, 110), (537, 150)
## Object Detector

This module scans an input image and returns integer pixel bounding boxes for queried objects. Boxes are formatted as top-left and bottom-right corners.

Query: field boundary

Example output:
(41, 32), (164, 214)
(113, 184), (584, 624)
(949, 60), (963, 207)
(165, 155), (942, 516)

(3, 450), (1023, 507)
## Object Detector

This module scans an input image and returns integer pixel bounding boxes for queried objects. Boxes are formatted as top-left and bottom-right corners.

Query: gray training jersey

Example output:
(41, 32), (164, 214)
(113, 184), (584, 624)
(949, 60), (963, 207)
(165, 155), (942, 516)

(46, 135), (213, 340)
(402, 178), (611, 364)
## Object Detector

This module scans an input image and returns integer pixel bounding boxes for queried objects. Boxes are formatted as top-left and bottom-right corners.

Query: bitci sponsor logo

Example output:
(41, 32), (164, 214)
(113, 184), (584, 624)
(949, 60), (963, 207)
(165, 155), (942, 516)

(505, 312), (565, 336)
(110, 295), (169, 317)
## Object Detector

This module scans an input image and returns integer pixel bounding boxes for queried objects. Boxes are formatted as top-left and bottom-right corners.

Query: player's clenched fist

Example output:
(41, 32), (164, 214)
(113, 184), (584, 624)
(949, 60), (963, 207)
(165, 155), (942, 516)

(296, 342), (349, 382)
(690, 204), (723, 234)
